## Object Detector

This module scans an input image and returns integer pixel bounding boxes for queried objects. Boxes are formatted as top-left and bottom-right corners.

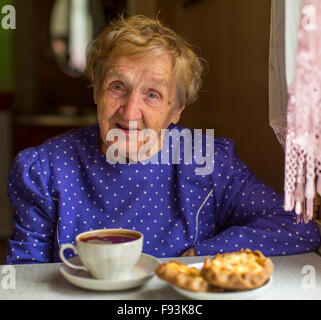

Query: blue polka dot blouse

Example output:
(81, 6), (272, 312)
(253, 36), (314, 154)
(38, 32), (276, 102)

(5, 123), (321, 264)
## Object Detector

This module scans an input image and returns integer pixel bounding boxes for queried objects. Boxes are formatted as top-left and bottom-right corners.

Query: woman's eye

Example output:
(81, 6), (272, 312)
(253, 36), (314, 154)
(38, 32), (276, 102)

(111, 84), (123, 91)
(147, 92), (159, 99)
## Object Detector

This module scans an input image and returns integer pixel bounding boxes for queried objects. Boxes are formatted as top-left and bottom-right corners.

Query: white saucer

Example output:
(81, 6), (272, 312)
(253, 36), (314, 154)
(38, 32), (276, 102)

(166, 263), (273, 300)
(59, 253), (160, 291)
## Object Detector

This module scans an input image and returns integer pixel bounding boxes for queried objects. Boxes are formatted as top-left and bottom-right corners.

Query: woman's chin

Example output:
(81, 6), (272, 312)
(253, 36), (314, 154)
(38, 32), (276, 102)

(104, 140), (160, 163)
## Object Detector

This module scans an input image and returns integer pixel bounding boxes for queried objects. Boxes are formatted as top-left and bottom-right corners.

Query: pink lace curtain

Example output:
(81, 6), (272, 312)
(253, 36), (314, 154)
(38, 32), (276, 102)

(284, 0), (321, 222)
(269, 0), (288, 148)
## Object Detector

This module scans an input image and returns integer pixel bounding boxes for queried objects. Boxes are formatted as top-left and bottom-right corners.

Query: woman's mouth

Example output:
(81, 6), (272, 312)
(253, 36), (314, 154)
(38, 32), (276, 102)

(116, 123), (140, 135)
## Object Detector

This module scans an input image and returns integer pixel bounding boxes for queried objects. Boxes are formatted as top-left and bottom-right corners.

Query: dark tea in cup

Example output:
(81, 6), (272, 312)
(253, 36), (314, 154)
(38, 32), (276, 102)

(59, 229), (143, 280)
(80, 234), (139, 244)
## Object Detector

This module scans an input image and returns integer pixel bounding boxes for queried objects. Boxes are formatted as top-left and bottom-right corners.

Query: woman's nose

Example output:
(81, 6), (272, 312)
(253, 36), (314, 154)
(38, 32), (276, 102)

(118, 92), (143, 120)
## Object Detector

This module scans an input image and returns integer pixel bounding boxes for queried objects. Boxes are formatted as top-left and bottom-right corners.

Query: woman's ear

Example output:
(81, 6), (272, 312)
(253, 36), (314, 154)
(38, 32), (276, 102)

(171, 105), (186, 124)
(93, 86), (102, 105)
(93, 89), (98, 105)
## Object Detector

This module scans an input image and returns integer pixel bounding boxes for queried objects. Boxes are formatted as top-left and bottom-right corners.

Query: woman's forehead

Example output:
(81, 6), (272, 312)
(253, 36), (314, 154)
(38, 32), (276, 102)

(105, 54), (173, 86)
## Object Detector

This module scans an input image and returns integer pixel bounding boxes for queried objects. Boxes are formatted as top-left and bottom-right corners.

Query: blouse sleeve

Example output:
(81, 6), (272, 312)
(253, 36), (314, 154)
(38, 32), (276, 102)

(6, 147), (57, 264)
(194, 138), (321, 256)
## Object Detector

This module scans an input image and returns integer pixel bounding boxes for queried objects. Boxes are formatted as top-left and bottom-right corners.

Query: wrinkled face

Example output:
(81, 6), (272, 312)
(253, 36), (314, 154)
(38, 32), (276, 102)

(95, 53), (184, 161)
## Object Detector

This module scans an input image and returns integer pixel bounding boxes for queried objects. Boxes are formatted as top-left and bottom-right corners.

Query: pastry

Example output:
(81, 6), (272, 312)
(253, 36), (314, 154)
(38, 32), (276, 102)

(155, 249), (273, 292)
(201, 248), (274, 290)
(155, 260), (223, 292)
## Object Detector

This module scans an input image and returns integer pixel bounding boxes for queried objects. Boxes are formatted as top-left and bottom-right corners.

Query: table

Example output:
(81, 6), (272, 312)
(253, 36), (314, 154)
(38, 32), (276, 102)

(0, 252), (320, 300)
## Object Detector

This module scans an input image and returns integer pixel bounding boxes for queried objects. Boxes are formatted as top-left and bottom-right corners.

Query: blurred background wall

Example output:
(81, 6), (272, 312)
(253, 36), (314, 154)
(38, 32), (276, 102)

(0, 0), (284, 263)
(157, 0), (283, 194)
(0, 0), (13, 243)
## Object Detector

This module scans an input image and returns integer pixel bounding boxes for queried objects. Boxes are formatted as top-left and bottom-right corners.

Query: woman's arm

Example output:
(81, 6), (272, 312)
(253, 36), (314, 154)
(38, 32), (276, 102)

(6, 147), (57, 264)
(194, 138), (320, 256)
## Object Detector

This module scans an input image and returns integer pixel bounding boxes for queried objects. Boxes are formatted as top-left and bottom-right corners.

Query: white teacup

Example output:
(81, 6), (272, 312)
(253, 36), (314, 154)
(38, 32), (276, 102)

(59, 229), (143, 280)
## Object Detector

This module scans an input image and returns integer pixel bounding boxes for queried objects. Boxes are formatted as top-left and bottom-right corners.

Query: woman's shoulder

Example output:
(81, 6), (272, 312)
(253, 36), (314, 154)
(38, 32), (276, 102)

(173, 123), (236, 154)
(39, 123), (99, 151)
(14, 124), (99, 168)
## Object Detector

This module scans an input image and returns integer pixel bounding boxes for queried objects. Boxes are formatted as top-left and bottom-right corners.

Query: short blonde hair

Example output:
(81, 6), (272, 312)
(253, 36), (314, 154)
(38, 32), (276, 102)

(86, 15), (205, 108)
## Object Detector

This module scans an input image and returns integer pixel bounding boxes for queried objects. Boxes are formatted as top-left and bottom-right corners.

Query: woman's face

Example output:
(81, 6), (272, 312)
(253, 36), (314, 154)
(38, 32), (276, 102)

(95, 53), (184, 161)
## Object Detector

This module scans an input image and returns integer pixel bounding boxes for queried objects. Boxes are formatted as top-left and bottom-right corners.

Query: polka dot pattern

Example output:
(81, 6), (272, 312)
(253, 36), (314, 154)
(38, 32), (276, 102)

(5, 124), (321, 264)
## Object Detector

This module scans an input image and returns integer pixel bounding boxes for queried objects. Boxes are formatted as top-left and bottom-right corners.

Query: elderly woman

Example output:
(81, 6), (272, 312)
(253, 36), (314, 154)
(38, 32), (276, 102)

(6, 15), (320, 264)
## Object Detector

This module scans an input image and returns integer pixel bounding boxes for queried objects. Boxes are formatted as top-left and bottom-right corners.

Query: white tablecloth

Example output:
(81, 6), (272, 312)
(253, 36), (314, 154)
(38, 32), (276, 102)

(0, 252), (320, 300)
